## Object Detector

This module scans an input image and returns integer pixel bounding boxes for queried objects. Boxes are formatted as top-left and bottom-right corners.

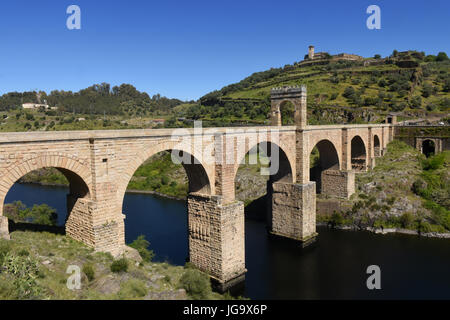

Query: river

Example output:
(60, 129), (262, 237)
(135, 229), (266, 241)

(5, 183), (450, 299)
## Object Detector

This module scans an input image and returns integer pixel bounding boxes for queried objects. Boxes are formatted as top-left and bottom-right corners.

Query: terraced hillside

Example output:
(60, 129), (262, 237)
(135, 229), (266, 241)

(173, 50), (450, 126)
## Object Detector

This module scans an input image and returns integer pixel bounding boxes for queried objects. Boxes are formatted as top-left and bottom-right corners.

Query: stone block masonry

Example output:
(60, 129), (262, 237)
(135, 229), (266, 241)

(0, 216), (9, 240)
(187, 193), (246, 291)
(271, 182), (317, 245)
(321, 169), (355, 199)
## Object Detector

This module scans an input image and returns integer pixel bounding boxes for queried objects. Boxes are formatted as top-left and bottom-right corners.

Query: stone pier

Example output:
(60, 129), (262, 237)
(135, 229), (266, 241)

(321, 169), (355, 199)
(270, 182), (318, 246)
(187, 193), (246, 291)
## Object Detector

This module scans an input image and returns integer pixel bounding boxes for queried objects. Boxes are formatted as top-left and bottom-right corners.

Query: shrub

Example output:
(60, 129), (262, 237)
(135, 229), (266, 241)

(386, 196), (396, 206)
(17, 249), (29, 257)
(421, 153), (445, 171)
(343, 86), (356, 99)
(83, 264), (95, 282)
(24, 204), (58, 226)
(129, 235), (154, 262)
(378, 79), (387, 87)
(412, 178), (427, 195)
(110, 258), (129, 273)
(118, 279), (148, 299)
(399, 212), (414, 228)
(161, 175), (169, 185)
(0, 241), (11, 265)
(179, 268), (212, 300)
(436, 52), (449, 62)
(410, 96), (422, 109)
(2, 253), (43, 299)
(418, 221), (433, 233)
(330, 212), (345, 226)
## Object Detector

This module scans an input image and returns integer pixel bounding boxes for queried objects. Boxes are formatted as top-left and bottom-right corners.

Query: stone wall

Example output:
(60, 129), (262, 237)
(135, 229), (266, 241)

(321, 169), (355, 199)
(65, 196), (95, 248)
(0, 216), (9, 240)
(316, 199), (341, 215)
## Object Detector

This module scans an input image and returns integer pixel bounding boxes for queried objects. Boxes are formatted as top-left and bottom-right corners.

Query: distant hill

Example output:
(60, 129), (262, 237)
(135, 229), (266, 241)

(0, 83), (185, 117)
(175, 49), (450, 126)
(1, 49), (449, 128)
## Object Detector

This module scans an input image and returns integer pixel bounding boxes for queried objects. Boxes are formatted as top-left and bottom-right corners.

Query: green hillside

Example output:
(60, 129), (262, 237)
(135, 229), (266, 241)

(174, 50), (450, 126)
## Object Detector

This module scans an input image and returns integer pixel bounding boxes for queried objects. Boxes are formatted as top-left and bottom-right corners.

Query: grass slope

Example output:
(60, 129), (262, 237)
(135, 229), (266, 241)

(0, 231), (231, 300)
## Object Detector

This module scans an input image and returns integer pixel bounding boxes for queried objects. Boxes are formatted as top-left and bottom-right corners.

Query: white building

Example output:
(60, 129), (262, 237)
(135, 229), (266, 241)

(22, 103), (50, 110)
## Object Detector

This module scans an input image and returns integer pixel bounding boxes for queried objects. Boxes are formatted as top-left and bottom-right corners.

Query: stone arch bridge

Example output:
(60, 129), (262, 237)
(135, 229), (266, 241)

(0, 86), (393, 289)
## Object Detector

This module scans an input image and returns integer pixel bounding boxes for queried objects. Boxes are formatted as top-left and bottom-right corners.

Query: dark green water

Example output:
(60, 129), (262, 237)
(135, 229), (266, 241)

(5, 183), (450, 299)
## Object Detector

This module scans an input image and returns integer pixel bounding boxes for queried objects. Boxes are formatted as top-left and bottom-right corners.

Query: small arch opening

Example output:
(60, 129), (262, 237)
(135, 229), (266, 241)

(374, 135), (381, 157)
(351, 136), (367, 171)
(422, 140), (435, 158)
(280, 100), (295, 126)
(309, 140), (340, 194)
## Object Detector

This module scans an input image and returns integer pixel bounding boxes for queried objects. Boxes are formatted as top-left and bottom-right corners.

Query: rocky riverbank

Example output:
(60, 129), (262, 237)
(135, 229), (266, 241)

(0, 230), (233, 300)
(317, 140), (450, 237)
(317, 222), (450, 239)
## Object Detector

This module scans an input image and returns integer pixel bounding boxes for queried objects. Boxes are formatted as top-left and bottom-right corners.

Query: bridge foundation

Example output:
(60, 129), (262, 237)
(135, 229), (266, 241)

(187, 193), (246, 291)
(321, 170), (355, 199)
(270, 182), (317, 246)
(0, 216), (9, 240)
(65, 195), (125, 256)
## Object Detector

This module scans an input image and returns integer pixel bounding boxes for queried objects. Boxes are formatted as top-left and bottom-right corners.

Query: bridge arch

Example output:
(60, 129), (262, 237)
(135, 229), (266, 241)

(374, 135), (381, 157)
(233, 140), (294, 184)
(309, 139), (340, 193)
(117, 140), (214, 211)
(279, 100), (296, 126)
(232, 140), (294, 237)
(0, 155), (92, 216)
(422, 139), (436, 158)
(351, 135), (367, 171)
(0, 155), (93, 241)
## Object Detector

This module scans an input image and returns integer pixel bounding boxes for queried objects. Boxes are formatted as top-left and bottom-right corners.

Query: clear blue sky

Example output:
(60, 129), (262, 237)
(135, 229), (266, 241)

(0, 0), (448, 100)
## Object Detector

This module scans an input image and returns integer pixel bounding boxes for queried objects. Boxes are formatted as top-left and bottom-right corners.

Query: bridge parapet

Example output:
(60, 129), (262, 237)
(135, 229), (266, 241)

(270, 85), (306, 99)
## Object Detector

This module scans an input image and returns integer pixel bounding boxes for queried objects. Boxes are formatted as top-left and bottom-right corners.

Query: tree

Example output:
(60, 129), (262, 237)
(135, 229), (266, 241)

(392, 50), (398, 57)
(129, 235), (154, 262)
(378, 79), (387, 87)
(422, 83), (436, 98)
(343, 86), (356, 99)
(436, 52), (449, 61)
(374, 54), (381, 59)
(410, 96), (422, 109)
(443, 79), (450, 93)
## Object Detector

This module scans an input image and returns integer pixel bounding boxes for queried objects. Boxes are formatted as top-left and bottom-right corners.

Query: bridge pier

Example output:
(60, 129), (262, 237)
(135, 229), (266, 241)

(0, 216), (9, 240)
(64, 195), (125, 256)
(187, 193), (246, 292)
(270, 181), (318, 246)
(321, 169), (355, 199)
